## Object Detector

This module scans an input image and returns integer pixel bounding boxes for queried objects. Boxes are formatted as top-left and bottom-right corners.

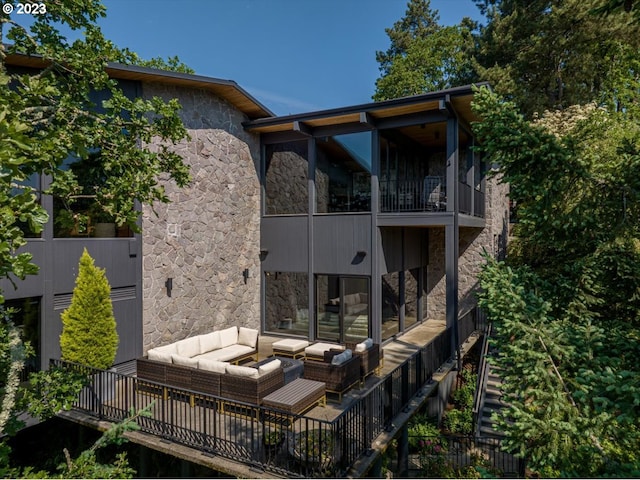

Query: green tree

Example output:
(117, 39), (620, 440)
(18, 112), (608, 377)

(0, 0), (191, 303)
(0, 0), (190, 473)
(373, 0), (478, 100)
(473, 87), (640, 476)
(473, 0), (640, 117)
(60, 249), (118, 370)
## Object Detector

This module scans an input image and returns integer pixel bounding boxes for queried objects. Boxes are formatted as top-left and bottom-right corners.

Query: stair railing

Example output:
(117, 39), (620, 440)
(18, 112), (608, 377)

(472, 322), (493, 437)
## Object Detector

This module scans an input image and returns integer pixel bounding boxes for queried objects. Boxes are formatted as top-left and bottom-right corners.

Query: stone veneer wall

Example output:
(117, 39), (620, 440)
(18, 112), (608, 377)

(426, 174), (509, 319)
(141, 83), (261, 352)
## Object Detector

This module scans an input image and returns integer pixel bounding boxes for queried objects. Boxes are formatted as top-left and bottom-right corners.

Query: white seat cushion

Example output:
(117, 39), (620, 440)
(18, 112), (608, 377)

(196, 344), (254, 362)
(225, 364), (259, 378)
(172, 354), (199, 368)
(147, 348), (173, 363)
(258, 359), (281, 376)
(305, 342), (344, 358)
(199, 331), (222, 354)
(272, 338), (309, 352)
(237, 327), (259, 348)
(219, 326), (238, 348)
(175, 336), (201, 358)
(198, 358), (229, 373)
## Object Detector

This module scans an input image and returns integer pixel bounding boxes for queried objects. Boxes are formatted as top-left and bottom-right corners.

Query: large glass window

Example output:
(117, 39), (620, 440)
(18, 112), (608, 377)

(405, 268), (419, 330)
(265, 141), (309, 215)
(316, 132), (371, 213)
(382, 272), (400, 341)
(264, 272), (309, 337)
(316, 275), (369, 342)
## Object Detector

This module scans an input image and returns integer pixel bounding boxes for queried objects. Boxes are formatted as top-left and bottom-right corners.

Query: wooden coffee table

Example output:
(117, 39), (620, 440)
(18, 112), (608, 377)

(262, 378), (326, 416)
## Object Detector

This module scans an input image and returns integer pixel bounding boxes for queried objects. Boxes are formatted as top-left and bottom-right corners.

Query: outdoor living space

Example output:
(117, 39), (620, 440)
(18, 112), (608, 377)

(61, 316), (472, 478)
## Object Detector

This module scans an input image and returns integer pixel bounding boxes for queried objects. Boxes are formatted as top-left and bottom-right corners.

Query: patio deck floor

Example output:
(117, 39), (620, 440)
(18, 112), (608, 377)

(258, 319), (447, 421)
(64, 319), (453, 478)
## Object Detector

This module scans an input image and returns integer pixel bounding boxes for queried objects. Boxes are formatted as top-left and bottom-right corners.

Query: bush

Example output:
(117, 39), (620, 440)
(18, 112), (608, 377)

(59, 249), (118, 370)
(408, 413), (440, 451)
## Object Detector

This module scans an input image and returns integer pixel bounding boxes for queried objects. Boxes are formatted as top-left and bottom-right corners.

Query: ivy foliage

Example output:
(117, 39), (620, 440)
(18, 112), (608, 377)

(473, 87), (640, 476)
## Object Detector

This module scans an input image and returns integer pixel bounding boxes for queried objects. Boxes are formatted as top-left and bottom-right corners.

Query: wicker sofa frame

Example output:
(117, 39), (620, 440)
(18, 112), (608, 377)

(136, 357), (223, 396)
(346, 341), (382, 383)
(220, 368), (285, 406)
(303, 352), (360, 402)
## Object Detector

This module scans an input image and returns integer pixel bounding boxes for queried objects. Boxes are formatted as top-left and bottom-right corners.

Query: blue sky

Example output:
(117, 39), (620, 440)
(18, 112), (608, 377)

(37, 1), (484, 116)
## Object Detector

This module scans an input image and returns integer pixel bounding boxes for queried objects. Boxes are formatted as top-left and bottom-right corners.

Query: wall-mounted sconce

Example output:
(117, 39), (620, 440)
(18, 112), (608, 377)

(165, 277), (173, 297)
(243, 268), (250, 284)
(259, 249), (269, 261)
(352, 251), (367, 265)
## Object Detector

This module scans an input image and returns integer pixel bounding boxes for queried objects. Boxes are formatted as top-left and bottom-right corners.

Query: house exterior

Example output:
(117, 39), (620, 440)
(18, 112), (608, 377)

(2, 54), (508, 374)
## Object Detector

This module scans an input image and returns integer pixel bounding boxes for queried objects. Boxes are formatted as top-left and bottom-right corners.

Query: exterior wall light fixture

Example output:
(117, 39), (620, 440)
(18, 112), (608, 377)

(243, 268), (250, 284)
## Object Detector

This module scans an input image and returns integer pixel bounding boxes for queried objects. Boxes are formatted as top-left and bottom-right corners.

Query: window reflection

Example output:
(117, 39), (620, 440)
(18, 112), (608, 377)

(264, 272), (309, 337)
(265, 141), (309, 215)
(317, 275), (369, 342)
(316, 132), (371, 213)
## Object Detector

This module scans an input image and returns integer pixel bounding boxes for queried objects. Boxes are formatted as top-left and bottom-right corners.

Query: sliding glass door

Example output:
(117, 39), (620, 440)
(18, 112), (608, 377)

(316, 275), (370, 343)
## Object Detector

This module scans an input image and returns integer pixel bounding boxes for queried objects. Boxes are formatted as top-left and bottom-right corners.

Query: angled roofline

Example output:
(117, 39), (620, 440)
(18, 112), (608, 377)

(3, 49), (275, 120)
(243, 82), (491, 131)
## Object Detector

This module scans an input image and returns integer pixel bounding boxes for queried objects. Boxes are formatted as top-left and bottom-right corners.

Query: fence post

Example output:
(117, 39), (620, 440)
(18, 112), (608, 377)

(397, 424), (409, 478)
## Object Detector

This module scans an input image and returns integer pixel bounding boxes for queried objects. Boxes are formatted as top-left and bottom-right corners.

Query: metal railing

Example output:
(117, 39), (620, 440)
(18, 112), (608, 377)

(379, 178), (485, 218)
(408, 435), (524, 478)
(379, 178), (447, 213)
(459, 182), (472, 215)
(52, 315), (484, 478)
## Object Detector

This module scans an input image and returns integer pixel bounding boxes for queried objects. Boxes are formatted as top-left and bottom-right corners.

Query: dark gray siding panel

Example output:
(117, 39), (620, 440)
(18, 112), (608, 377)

(261, 216), (308, 272)
(380, 227), (403, 274)
(52, 239), (139, 293)
(404, 228), (426, 269)
(313, 214), (371, 275)
(0, 240), (45, 299)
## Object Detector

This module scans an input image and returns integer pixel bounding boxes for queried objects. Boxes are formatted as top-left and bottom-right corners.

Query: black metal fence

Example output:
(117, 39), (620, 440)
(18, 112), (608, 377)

(408, 435), (525, 478)
(52, 313), (482, 478)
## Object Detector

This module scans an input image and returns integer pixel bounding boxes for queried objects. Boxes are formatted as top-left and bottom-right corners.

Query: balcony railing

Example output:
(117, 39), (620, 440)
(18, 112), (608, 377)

(380, 177), (447, 213)
(380, 178), (484, 218)
(52, 313), (484, 478)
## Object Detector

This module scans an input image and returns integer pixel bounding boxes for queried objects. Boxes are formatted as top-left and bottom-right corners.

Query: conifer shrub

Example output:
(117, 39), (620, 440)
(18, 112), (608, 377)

(60, 249), (118, 370)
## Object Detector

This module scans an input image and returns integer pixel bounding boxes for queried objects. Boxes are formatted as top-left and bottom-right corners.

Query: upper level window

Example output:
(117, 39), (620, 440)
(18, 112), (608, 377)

(265, 141), (309, 215)
(316, 132), (371, 213)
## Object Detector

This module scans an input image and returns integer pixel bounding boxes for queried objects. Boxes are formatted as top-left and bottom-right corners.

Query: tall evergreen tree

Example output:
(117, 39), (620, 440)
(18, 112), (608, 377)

(473, 0), (640, 117)
(60, 249), (118, 370)
(373, 0), (478, 100)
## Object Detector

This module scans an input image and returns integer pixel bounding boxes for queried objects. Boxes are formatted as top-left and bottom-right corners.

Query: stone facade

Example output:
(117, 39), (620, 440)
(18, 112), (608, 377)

(426, 174), (509, 320)
(141, 84), (261, 352)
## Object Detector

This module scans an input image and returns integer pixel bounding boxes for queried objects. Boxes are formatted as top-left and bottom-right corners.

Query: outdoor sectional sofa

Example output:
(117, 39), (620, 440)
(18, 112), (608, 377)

(136, 326), (272, 400)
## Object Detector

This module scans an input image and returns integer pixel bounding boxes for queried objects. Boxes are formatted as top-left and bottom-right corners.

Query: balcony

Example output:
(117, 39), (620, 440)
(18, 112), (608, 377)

(380, 178), (484, 218)
(54, 312), (485, 478)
